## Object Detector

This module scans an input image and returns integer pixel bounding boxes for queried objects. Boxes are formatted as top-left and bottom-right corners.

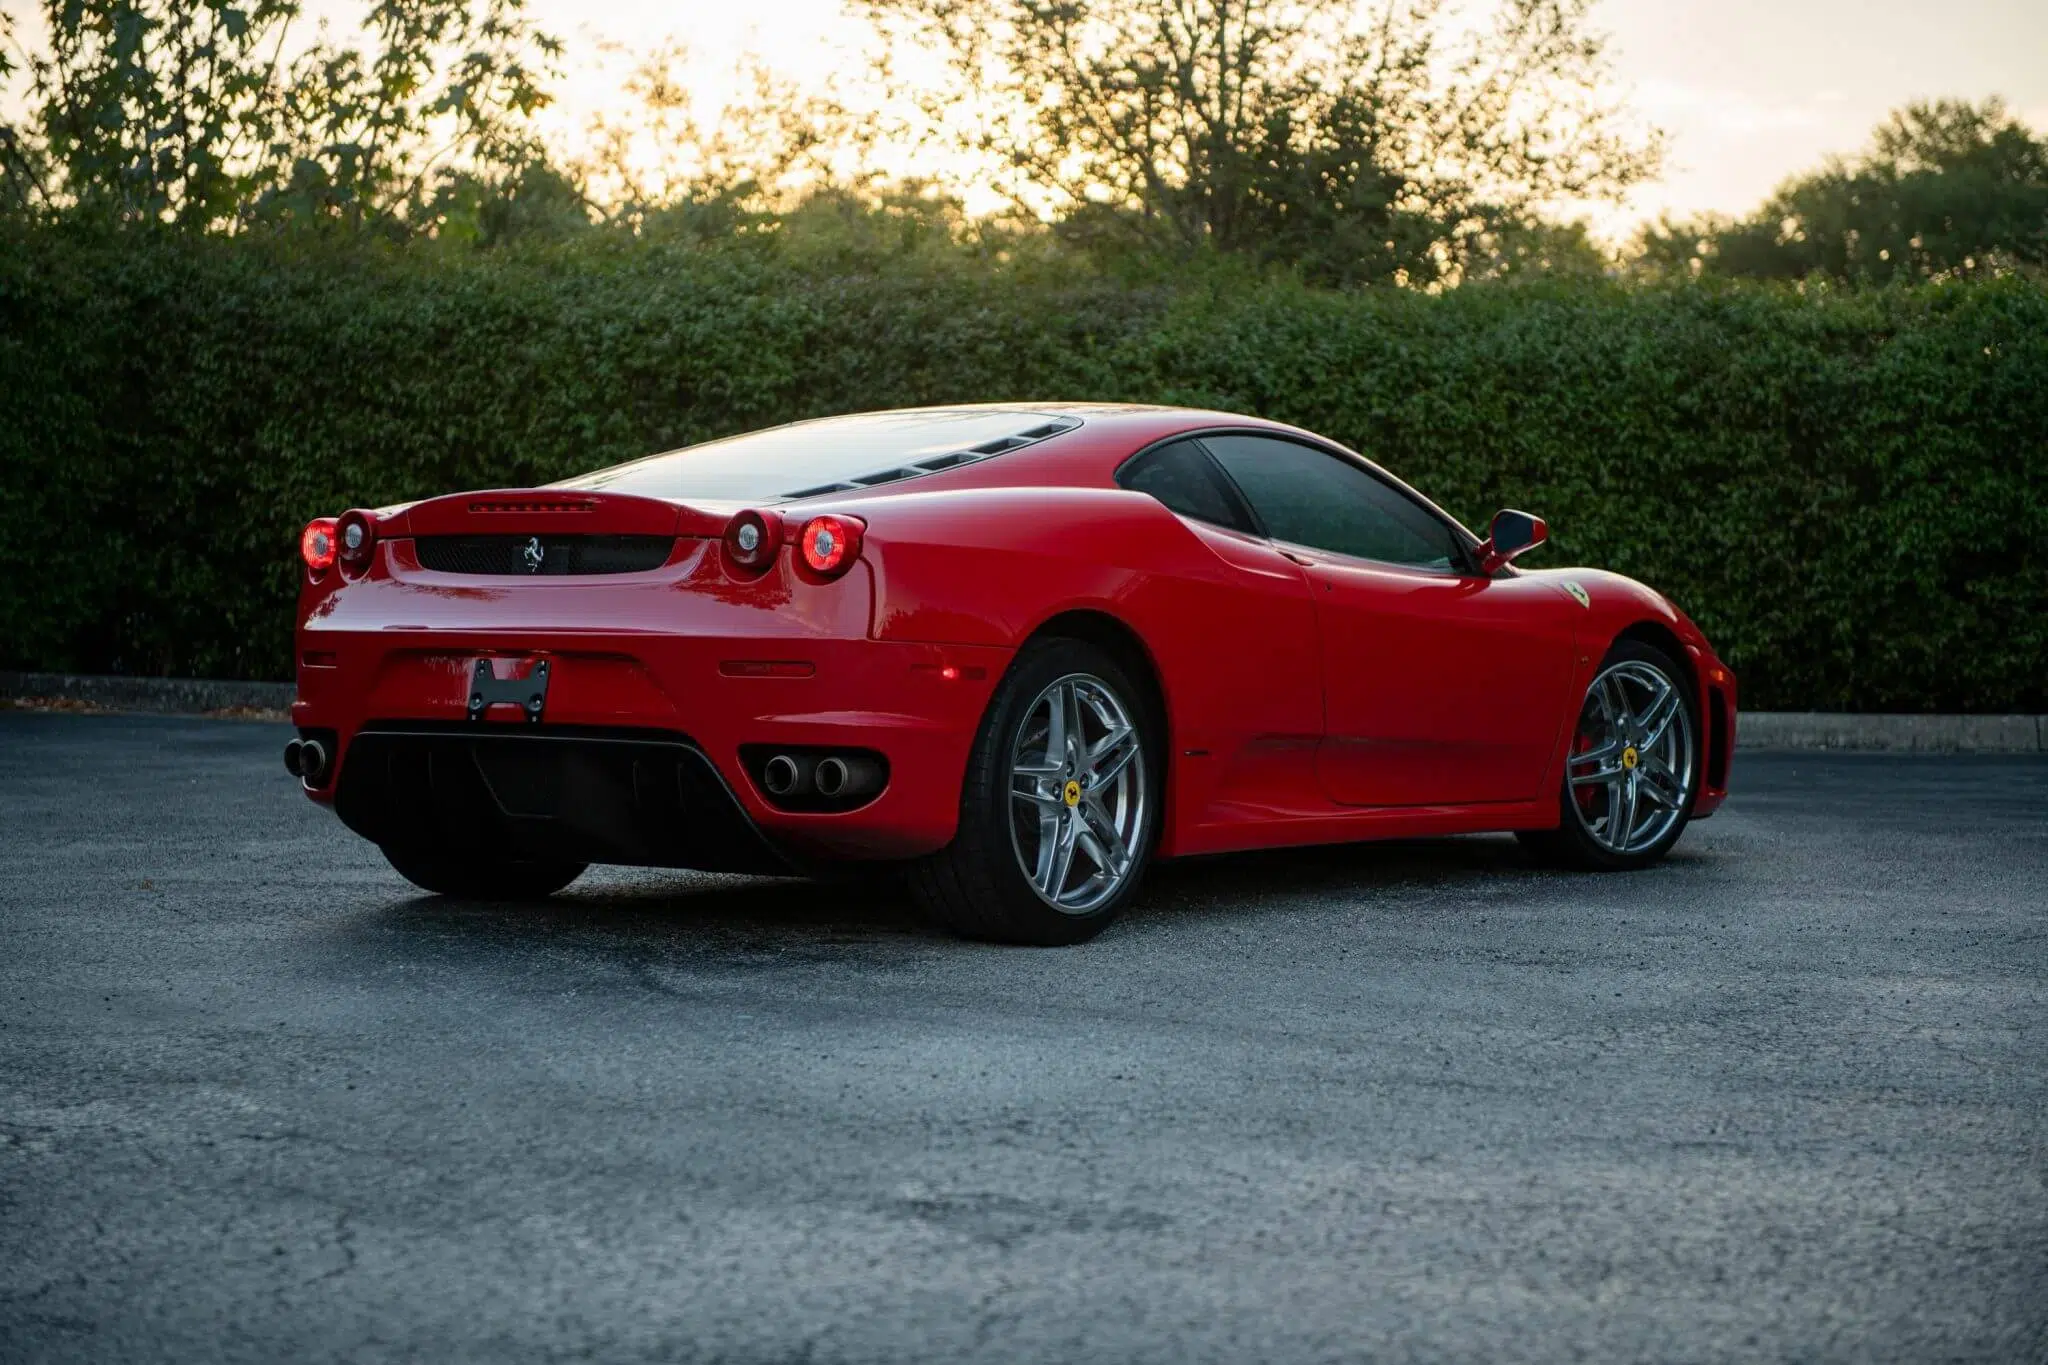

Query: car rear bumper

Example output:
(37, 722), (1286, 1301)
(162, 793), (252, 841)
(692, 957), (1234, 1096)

(293, 631), (1012, 865)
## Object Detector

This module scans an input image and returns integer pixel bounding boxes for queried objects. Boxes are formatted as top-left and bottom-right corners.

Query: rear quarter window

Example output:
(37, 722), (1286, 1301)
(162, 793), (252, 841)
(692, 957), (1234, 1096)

(1117, 438), (1257, 534)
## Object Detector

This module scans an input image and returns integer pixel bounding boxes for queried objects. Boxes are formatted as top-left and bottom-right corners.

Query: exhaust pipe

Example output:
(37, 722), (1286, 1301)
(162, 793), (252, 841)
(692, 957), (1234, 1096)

(761, 754), (810, 798)
(814, 754), (885, 800)
(283, 740), (304, 776)
(296, 739), (329, 784)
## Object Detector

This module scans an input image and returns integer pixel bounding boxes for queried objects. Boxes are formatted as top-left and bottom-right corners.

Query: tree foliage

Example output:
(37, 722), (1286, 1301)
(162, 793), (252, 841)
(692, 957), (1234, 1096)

(3, 226), (2042, 709)
(0, 0), (564, 232)
(7, 1), (2045, 290)
(568, 40), (874, 235)
(1638, 99), (2048, 284)
(855, 0), (1659, 284)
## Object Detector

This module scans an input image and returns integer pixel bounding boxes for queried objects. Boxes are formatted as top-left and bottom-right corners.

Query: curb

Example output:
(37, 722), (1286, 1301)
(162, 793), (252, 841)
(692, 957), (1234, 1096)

(3, 671), (2043, 753)
(1736, 711), (2044, 754)
(1, 671), (293, 716)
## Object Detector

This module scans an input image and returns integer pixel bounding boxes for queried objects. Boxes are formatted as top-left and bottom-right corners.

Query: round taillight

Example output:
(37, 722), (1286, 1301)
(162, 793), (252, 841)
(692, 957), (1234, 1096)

(301, 518), (338, 573)
(336, 509), (377, 572)
(722, 509), (783, 575)
(799, 515), (863, 577)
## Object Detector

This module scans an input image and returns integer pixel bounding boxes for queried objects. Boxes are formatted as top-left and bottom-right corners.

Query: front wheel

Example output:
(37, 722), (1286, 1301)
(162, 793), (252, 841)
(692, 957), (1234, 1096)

(1519, 639), (1700, 871)
(908, 638), (1161, 945)
(382, 847), (586, 901)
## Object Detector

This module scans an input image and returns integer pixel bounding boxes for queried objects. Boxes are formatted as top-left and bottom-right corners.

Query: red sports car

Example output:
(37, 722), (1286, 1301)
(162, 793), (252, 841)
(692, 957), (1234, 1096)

(288, 405), (1735, 944)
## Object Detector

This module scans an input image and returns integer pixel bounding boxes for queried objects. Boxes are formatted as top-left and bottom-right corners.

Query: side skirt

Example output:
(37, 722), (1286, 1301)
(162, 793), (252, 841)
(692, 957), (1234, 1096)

(1175, 798), (1560, 859)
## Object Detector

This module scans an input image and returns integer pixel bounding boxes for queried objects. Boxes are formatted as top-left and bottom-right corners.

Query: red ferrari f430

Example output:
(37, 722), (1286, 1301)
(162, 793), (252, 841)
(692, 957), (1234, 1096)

(288, 406), (1736, 943)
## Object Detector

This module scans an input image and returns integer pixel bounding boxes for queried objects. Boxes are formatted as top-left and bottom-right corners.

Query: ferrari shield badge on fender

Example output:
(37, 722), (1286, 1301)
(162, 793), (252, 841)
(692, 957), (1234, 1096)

(1562, 580), (1591, 609)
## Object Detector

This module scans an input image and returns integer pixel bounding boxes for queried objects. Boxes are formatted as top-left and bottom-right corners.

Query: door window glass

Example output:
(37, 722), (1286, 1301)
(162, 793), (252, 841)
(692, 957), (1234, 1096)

(1204, 435), (1463, 571)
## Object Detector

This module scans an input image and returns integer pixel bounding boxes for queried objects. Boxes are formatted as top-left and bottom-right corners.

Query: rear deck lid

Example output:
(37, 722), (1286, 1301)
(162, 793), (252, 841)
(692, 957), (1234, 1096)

(391, 489), (728, 538)
(383, 490), (731, 578)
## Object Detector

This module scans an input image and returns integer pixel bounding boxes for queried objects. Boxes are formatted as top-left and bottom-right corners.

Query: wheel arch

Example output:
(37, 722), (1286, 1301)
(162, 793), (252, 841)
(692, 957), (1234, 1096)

(1610, 619), (1692, 689)
(1606, 617), (1733, 799)
(1021, 608), (1171, 752)
(909, 605), (1173, 942)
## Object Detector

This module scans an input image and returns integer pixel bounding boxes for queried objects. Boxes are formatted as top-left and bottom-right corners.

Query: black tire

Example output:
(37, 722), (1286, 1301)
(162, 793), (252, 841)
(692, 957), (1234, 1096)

(381, 847), (586, 900)
(1518, 637), (1701, 871)
(907, 637), (1163, 945)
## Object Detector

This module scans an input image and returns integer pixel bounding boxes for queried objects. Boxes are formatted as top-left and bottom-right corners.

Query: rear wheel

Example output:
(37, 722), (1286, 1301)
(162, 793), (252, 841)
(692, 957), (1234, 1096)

(1519, 639), (1700, 870)
(908, 638), (1160, 945)
(381, 847), (586, 900)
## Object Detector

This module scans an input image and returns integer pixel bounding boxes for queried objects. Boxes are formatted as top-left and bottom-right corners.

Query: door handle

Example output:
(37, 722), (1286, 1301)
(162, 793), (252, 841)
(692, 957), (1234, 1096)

(1280, 550), (1315, 566)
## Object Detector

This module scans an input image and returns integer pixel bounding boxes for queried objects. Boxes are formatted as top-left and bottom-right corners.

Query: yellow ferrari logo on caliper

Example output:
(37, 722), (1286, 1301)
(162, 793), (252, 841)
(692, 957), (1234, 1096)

(1621, 747), (1640, 770)
(1063, 779), (1082, 807)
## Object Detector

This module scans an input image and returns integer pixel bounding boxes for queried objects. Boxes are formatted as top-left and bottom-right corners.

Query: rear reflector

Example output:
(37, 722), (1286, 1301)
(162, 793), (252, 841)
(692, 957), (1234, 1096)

(719, 660), (816, 678)
(913, 662), (987, 681)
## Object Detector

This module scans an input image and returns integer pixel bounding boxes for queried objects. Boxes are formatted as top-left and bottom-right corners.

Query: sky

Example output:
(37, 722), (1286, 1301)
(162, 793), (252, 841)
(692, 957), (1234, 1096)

(10, 0), (2047, 237)
(506, 0), (2048, 238)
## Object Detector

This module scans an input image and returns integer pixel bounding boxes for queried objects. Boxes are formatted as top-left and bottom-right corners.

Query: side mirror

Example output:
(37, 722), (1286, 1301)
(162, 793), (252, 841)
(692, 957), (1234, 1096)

(1478, 509), (1547, 573)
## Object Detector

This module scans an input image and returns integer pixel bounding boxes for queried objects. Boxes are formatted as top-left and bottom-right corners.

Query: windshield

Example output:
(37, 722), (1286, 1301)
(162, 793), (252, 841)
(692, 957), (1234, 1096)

(555, 408), (1080, 503)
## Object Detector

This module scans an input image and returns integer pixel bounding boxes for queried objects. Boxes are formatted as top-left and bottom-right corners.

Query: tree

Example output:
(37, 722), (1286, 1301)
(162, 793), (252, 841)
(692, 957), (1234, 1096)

(0, 10), (54, 215)
(261, 0), (563, 231)
(3, 0), (301, 227)
(854, 0), (1660, 285)
(0, 0), (563, 233)
(1636, 99), (2048, 283)
(572, 40), (883, 241)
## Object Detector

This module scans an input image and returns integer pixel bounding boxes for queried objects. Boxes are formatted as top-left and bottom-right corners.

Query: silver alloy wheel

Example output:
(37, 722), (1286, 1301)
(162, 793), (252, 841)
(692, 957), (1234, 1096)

(1566, 658), (1695, 856)
(1007, 672), (1148, 914)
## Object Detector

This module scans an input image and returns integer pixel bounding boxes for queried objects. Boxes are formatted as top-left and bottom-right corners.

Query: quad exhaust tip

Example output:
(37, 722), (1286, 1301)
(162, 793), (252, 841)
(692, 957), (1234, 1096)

(286, 738), (328, 784)
(760, 754), (808, 797)
(813, 756), (850, 797)
(814, 755), (884, 799)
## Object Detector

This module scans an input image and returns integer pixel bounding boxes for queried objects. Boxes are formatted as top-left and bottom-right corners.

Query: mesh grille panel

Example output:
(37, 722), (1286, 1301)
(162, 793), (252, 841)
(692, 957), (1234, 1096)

(414, 535), (674, 576)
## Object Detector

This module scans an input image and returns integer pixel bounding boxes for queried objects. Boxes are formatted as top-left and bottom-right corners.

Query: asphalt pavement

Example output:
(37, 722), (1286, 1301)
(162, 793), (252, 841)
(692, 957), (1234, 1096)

(2, 712), (2044, 1364)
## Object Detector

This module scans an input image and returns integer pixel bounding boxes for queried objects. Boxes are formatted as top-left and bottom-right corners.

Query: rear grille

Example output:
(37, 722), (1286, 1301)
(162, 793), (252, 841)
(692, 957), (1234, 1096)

(414, 535), (674, 576)
(333, 725), (789, 874)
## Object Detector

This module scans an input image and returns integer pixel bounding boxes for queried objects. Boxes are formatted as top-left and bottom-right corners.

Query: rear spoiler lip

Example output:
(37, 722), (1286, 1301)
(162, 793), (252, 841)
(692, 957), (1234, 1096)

(379, 489), (730, 539)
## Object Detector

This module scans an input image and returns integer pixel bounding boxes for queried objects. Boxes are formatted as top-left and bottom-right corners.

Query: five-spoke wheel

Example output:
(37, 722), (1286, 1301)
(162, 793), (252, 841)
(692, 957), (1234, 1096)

(1521, 639), (1701, 870)
(1007, 674), (1148, 915)
(1566, 658), (1695, 856)
(908, 637), (1160, 944)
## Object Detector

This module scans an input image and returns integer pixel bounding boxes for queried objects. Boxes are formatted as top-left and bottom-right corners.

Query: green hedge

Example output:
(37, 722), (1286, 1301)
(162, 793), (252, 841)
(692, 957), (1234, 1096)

(3, 227), (2043, 711)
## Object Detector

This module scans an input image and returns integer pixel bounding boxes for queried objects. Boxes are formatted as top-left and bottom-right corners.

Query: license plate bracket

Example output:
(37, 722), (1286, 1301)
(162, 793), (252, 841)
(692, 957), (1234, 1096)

(468, 657), (549, 724)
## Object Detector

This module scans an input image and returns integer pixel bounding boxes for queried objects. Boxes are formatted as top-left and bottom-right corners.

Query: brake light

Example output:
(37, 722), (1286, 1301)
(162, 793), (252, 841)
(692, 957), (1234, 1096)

(798, 515), (864, 578)
(300, 518), (338, 573)
(723, 508), (783, 575)
(335, 509), (377, 572)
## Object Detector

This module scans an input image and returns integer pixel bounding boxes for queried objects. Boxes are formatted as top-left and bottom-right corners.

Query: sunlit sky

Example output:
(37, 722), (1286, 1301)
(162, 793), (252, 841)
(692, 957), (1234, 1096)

(502, 0), (2048, 239)
(14, 0), (2048, 239)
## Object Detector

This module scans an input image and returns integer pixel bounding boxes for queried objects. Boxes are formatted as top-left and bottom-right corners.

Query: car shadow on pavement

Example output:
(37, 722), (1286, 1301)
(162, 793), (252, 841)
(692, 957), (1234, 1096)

(1127, 834), (1542, 923)
(371, 870), (931, 947)
(357, 833), (1544, 951)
